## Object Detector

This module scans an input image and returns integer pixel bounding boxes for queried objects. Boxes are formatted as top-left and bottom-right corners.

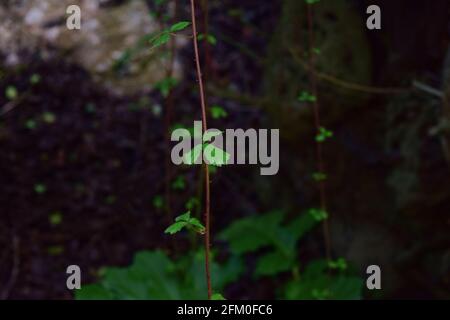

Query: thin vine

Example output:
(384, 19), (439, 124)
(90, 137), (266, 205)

(190, 0), (212, 299)
(306, 2), (332, 261)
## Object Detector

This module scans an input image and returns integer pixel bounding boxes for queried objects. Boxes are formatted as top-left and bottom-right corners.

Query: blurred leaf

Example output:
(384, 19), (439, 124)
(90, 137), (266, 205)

(34, 183), (47, 194)
(49, 212), (62, 226)
(150, 32), (170, 48)
(284, 259), (363, 300)
(172, 176), (186, 190)
(76, 250), (240, 300)
(210, 105), (228, 119)
(255, 251), (295, 276)
(5, 86), (18, 100)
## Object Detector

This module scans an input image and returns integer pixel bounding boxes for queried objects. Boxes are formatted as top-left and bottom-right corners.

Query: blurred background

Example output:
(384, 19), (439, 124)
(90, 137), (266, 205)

(0, 0), (449, 300)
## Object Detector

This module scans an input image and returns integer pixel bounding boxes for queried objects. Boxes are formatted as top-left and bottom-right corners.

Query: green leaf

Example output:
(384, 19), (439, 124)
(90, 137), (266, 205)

(218, 211), (286, 254)
(316, 127), (333, 143)
(154, 77), (178, 97)
(175, 211), (191, 222)
(255, 251), (295, 276)
(170, 21), (190, 32)
(284, 259), (363, 300)
(150, 32), (170, 48)
(164, 221), (187, 235)
(198, 34), (218, 45)
(286, 211), (320, 243)
(211, 293), (226, 300)
(75, 284), (114, 300)
(187, 218), (205, 234)
(210, 105), (228, 119)
(76, 250), (241, 300)
(298, 91), (316, 103)
(328, 258), (348, 271)
(308, 208), (328, 221)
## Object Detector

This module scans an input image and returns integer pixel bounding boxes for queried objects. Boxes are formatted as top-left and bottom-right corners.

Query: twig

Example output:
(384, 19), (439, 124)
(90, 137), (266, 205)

(190, 0), (212, 299)
(306, 4), (332, 261)
(290, 48), (410, 95)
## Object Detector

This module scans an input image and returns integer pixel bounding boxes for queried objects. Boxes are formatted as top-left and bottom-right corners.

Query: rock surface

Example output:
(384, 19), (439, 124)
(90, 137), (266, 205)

(0, 0), (184, 94)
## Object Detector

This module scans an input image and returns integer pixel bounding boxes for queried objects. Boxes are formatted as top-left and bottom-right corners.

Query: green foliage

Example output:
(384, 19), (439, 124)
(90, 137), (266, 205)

(183, 137), (231, 167)
(42, 112), (56, 124)
(308, 208), (328, 221)
(165, 211), (205, 235)
(30, 74), (41, 85)
(284, 260), (363, 300)
(198, 33), (218, 46)
(49, 212), (62, 226)
(5, 85), (18, 100)
(219, 211), (320, 276)
(210, 105), (228, 119)
(76, 250), (242, 300)
(170, 21), (191, 32)
(211, 293), (226, 300)
(149, 21), (191, 49)
(185, 197), (200, 210)
(153, 195), (164, 210)
(25, 119), (37, 130)
(155, 77), (178, 97)
(171, 176), (186, 191)
(328, 258), (348, 271)
(305, 0), (320, 4)
(298, 91), (316, 103)
(34, 183), (47, 195)
(150, 32), (171, 48)
(312, 172), (327, 182)
(315, 127), (333, 143)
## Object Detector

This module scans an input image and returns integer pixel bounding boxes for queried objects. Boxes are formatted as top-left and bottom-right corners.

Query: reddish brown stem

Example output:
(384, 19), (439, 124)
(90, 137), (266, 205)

(164, 0), (179, 223)
(306, 4), (332, 261)
(190, 0), (212, 299)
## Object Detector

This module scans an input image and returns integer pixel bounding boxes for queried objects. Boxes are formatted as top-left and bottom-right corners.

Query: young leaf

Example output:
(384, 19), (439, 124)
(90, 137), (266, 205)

(187, 218), (205, 234)
(170, 21), (190, 32)
(211, 293), (226, 300)
(164, 221), (187, 235)
(210, 105), (228, 119)
(175, 211), (191, 222)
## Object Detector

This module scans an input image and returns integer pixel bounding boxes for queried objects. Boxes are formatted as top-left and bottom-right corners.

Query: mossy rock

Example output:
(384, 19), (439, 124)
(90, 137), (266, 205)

(262, 0), (372, 140)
